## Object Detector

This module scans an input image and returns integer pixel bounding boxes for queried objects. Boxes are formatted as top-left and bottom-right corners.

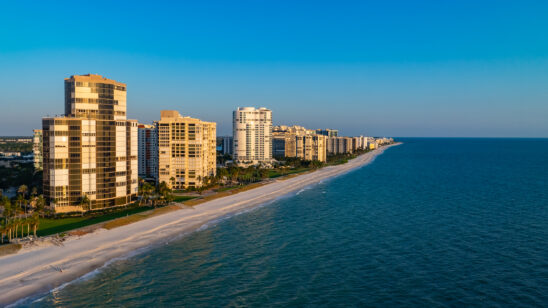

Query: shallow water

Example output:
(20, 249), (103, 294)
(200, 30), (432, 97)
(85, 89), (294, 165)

(23, 139), (548, 307)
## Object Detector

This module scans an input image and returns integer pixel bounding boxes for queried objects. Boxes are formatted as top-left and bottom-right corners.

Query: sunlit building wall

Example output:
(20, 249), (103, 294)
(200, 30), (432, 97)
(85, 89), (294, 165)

(233, 107), (272, 165)
(157, 110), (216, 189)
(42, 74), (138, 212)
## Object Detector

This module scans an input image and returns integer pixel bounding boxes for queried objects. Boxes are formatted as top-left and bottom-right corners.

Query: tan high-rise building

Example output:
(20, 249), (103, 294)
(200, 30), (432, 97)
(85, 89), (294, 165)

(272, 125), (327, 162)
(157, 110), (216, 189)
(42, 74), (138, 212)
(327, 136), (353, 154)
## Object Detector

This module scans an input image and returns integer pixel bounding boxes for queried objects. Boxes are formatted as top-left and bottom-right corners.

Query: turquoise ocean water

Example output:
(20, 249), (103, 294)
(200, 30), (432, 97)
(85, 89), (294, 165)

(21, 139), (548, 307)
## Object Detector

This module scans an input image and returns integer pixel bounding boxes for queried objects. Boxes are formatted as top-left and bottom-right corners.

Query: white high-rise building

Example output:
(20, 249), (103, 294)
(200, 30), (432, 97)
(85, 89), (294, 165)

(233, 107), (272, 165)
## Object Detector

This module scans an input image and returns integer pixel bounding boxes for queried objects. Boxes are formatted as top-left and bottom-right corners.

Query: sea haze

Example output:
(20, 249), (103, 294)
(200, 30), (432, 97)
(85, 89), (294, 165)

(24, 139), (548, 307)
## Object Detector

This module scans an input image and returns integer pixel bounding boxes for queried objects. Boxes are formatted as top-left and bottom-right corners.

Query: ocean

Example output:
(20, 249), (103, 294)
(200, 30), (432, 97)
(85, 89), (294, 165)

(22, 138), (548, 307)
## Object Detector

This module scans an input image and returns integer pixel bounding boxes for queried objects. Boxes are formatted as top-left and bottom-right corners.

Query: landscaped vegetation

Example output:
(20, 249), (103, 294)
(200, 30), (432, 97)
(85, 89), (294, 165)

(0, 142), (33, 154)
(0, 163), (42, 192)
(0, 178), (182, 244)
(0, 147), (377, 245)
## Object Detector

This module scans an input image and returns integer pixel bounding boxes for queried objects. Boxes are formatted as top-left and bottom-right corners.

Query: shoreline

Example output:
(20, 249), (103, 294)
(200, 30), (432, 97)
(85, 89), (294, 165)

(0, 143), (400, 306)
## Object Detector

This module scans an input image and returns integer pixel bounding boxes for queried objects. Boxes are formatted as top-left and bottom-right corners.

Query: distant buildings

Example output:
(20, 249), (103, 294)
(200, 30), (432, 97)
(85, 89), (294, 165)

(0, 152), (22, 157)
(157, 110), (216, 189)
(272, 125), (327, 162)
(316, 129), (339, 137)
(220, 136), (233, 156)
(233, 107), (272, 165)
(0, 137), (32, 144)
(42, 74), (138, 212)
(138, 124), (158, 180)
(327, 136), (353, 154)
(33, 129), (43, 171)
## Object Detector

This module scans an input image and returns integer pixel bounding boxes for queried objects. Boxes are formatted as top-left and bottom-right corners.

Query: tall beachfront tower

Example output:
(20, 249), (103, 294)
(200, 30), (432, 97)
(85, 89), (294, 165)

(233, 107), (273, 165)
(138, 124), (158, 181)
(157, 110), (216, 189)
(42, 74), (138, 212)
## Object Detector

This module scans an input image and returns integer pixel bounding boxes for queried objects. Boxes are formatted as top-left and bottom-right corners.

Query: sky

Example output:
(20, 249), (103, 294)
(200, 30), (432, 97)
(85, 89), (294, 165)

(1, 0), (547, 137)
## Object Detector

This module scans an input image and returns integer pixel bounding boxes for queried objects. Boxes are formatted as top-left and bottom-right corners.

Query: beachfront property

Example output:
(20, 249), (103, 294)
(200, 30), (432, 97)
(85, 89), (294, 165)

(157, 110), (216, 189)
(273, 125), (327, 162)
(42, 74), (138, 212)
(138, 124), (158, 181)
(33, 129), (43, 171)
(327, 136), (354, 154)
(316, 128), (339, 137)
(138, 124), (158, 180)
(233, 107), (273, 165)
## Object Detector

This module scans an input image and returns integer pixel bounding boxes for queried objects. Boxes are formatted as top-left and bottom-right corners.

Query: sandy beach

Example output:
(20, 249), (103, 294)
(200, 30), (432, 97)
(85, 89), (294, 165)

(0, 144), (399, 306)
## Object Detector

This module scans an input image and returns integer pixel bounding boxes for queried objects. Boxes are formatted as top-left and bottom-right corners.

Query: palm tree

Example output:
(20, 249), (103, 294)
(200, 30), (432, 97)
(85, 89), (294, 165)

(0, 223), (5, 244)
(80, 195), (91, 211)
(139, 182), (154, 206)
(31, 212), (40, 237)
(18, 185), (28, 199)
(157, 182), (173, 206)
(16, 194), (26, 216)
(35, 195), (46, 218)
(18, 185), (29, 214)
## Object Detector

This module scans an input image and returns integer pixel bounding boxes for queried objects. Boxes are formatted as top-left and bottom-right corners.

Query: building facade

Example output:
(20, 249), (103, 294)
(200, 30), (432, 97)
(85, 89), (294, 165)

(316, 128), (339, 137)
(157, 110), (216, 189)
(272, 125), (327, 162)
(327, 136), (353, 154)
(33, 129), (43, 171)
(138, 124), (158, 180)
(42, 74), (138, 212)
(233, 107), (272, 165)
(294, 134), (327, 162)
(220, 136), (233, 156)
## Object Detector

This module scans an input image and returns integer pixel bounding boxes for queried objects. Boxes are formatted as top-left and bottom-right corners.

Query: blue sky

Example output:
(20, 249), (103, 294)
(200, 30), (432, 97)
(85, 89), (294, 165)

(1, 1), (547, 137)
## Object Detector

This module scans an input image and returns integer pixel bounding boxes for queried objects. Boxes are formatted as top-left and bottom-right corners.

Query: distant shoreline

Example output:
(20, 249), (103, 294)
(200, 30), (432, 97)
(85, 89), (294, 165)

(0, 143), (401, 306)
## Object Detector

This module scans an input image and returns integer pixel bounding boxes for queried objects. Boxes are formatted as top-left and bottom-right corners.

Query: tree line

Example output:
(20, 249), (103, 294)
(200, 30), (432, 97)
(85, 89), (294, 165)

(1, 185), (47, 243)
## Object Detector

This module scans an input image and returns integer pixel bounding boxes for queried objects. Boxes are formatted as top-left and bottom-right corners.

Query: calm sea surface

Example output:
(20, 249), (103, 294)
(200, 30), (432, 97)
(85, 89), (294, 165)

(23, 139), (548, 307)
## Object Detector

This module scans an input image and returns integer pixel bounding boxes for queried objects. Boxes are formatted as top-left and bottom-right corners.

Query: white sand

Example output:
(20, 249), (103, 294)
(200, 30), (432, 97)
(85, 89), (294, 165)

(0, 144), (399, 306)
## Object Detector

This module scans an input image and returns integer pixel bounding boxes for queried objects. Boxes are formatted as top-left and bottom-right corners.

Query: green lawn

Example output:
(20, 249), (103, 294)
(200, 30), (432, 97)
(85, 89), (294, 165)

(268, 168), (310, 178)
(215, 186), (240, 192)
(172, 196), (196, 202)
(36, 206), (153, 237)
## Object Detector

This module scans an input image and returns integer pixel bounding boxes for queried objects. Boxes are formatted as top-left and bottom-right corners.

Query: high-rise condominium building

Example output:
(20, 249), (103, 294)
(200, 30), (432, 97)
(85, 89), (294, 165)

(33, 129), (43, 171)
(42, 74), (138, 212)
(316, 128), (339, 137)
(273, 125), (327, 162)
(327, 136), (353, 154)
(220, 136), (234, 156)
(138, 124), (158, 180)
(157, 111), (216, 189)
(233, 107), (272, 164)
